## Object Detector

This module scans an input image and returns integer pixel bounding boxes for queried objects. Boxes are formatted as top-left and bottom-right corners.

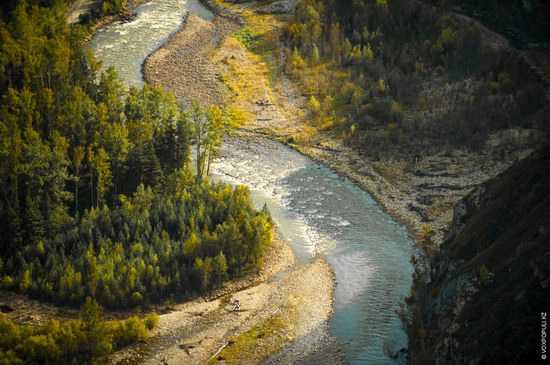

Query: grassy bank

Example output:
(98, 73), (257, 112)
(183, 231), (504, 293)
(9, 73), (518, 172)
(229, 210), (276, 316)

(207, 312), (288, 364)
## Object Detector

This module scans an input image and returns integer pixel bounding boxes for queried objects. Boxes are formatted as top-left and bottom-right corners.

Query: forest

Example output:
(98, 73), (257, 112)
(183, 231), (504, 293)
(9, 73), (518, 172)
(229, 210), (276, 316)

(0, 0), (272, 307)
(0, 0), (127, 20)
(284, 0), (549, 156)
(1, 298), (159, 364)
(0, 1), (273, 361)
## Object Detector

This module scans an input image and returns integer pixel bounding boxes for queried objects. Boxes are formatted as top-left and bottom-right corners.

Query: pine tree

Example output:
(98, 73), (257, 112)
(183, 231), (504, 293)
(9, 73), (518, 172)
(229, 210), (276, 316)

(24, 194), (44, 246)
(311, 43), (320, 65)
(93, 148), (112, 208)
(142, 142), (163, 189)
(156, 121), (179, 173)
(72, 146), (85, 212)
(292, 47), (305, 68)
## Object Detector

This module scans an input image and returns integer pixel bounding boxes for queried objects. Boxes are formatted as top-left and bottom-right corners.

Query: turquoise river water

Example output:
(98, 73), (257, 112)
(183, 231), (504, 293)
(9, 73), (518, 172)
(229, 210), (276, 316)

(91, 1), (414, 363)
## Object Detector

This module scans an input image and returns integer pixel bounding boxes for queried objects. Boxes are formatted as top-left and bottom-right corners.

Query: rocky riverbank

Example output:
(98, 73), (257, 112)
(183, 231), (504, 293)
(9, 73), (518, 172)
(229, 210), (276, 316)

(144, 0), (537, 254)
(67, 0), (151, 37)
(141, 4), (342, 364)
(0, 226), (335, 365)
(141, 0), (541, 363)
(109, 231), (335, 365)
(143, 12), (240, 107)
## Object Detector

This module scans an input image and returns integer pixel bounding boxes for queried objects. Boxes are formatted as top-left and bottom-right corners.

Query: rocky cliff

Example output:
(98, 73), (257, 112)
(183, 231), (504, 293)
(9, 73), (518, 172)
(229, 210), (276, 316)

(409, 146), (550, 364)
(434, 0), (550, 44)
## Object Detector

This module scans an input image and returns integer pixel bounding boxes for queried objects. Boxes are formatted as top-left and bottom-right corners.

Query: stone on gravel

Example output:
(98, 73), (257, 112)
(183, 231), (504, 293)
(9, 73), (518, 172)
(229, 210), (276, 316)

(256, 0), (298, 14)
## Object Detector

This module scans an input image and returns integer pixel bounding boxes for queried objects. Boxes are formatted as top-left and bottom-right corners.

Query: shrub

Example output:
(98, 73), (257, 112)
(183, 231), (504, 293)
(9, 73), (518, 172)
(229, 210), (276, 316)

(144, 312), (160, 330)
(115, 316), (149, 347)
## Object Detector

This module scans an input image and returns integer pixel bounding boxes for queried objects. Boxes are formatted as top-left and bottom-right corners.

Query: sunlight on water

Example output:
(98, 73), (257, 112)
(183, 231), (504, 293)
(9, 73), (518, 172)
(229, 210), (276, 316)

(211, 138), (414, 364)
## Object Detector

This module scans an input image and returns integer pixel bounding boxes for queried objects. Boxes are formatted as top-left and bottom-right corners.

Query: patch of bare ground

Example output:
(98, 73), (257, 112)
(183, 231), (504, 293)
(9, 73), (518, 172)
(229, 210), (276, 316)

(143, 13), (241, 107)
(0, 290), (79, 326)
(109, 231), (335, 365)
(298, 134), (535, 246)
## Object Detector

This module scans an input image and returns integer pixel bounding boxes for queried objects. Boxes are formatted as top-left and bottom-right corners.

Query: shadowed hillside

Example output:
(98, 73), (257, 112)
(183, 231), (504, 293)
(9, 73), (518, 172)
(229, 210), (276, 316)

(407, 146), (550, 364)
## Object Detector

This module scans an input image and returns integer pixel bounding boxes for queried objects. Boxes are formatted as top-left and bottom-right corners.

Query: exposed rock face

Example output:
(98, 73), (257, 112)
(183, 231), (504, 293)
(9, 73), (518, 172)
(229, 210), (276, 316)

(410, 146), (550, 364)
(256, 0), (298, 14)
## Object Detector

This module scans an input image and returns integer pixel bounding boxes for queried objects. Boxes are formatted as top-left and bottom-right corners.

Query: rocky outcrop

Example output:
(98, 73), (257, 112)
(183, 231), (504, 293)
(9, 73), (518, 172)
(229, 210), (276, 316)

(256, 0), (298, 14)
(409, 146), (550, 364)
(200, 0), (244, 22)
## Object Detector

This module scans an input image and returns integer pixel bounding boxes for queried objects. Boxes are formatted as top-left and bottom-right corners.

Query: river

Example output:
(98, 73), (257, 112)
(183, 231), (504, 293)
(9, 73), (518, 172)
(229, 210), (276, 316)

(89, 0), (213, 88)
(90, 1), (414, 363)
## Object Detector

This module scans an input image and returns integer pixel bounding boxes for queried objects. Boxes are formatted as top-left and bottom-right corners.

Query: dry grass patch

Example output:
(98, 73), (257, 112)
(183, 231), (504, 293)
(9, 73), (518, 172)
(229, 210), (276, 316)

(207, 312), (291, 365)
(214, 36), (271, 125)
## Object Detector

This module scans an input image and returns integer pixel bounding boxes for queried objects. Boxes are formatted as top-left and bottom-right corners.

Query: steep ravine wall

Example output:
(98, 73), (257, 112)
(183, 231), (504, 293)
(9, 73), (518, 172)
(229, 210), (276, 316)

(409, 146), (550, 364)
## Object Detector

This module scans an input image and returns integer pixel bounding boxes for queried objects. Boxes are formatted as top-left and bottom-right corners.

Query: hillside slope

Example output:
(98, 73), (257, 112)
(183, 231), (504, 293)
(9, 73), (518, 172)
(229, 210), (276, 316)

(409, 146), (550, 364)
